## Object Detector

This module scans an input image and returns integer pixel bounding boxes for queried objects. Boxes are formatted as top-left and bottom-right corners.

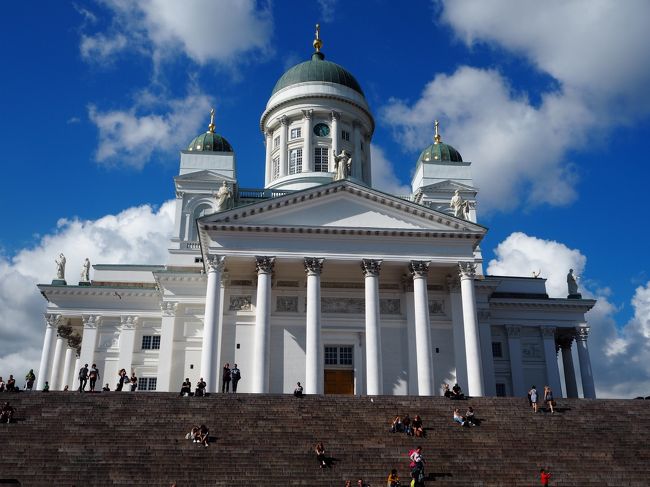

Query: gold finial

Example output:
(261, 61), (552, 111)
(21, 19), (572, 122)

(313, 23), (323, 52)
(208, 108), (215, 133)
(434, 119), (442, 144)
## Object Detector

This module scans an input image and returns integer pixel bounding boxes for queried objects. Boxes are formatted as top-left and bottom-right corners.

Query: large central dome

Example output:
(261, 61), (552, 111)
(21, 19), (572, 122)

(271, 51), (364, 97)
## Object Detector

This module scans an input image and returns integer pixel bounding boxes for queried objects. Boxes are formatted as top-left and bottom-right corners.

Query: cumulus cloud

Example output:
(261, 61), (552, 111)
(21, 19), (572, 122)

(0, 201), (175, 379)
(370, 144), (411, 196)
(81, 0), (272, 66)
(88, 90), (212, 167)
(317, 0), (338, 22)
(487, 232), (650, 398)
(383, 0), (650, 212)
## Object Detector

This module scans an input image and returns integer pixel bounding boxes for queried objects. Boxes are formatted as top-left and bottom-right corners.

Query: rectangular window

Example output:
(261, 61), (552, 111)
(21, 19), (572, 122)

(496, 383), (506, 397)
(290, 127), (302, 139)
(339, 346), (353, 365)
(314, 147), (329, 172)
(272, 156), (280, 180)
(341, 130), (350, 141)
(492, 342), (502, 358)
(273, 136), (280, 149)
(289, 148), (303, 175)
(138, 377), (158, 391)
(141, 335), (161, 350)
(324, 346), (338, 365)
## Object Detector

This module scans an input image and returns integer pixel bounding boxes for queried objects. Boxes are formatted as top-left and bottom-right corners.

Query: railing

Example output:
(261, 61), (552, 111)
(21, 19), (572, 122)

(237, 188), (294, 200)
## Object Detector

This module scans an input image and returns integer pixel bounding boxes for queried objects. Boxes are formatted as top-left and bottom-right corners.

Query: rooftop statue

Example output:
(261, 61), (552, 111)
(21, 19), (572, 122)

(80, 258), (90, 282)
(214, 181), (233, 211)
(333, 150), (351, 181)
(55, 253), (66, 280)
(450, 189), (469, 220)
(567, 269), (580, 296)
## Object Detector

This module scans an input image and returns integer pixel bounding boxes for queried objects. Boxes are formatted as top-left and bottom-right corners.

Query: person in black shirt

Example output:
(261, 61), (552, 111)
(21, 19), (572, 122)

(222, 363), (231, 393)
(180, 378), (192, 396)
(230, 364), (241, 393)
(195, 378), (206, 397)
(78, 364), (89, 392)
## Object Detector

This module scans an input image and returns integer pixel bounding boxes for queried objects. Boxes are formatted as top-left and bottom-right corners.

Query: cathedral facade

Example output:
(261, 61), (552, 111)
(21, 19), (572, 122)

(36, 31), (596, 398)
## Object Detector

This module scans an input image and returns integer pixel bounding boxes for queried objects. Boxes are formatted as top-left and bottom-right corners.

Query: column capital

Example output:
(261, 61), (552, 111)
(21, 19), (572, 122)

(330, 110), (340, 121)
(575, 326), (590, 341)
(458, 262), (477, 279)
(409, 260), (430, 278)
(120, 315), (139, 330)
(557, 335), (575, 349)
(304, 257), (324, 276)
(301, 109), (313, 120)
(81, 314), (101, 329)
(175, 190), (184, 199)
(45, 313), (62, 328)
(505, 325), (521, 338)
(255, 256), (275, 274)
(541, 326), (557, 339)
(57, 321), (73, 339)
(264, 130), (273, 138)
(161, 301), (179, 317)
(361, 258), (382, 277)
(278, 115), (289, 126)
(446, 274), (461, 292)
(67, 333), (82, 356)
(206, 255), (225, 273)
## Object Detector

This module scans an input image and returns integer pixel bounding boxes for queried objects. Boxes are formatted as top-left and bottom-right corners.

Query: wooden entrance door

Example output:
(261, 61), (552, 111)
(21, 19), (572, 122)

(324, 370), (354, 395)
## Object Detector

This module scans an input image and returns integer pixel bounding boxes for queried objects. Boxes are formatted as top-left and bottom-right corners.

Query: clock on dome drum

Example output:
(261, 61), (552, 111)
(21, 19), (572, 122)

(313, 123), (330, 137)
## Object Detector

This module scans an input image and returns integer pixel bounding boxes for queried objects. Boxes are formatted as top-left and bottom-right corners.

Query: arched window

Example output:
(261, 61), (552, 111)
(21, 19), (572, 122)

(188, 203), (213, 241)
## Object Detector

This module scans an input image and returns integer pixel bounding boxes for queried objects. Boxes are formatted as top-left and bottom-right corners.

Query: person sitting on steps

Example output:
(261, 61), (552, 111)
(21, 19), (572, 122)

(387, 468), (401, 486)
(315, 441), (327, 468)
(390, 415), (403, 433)
(294, 382), (303, 397)
(451, 383), (465, 400)
(179, 378), (192, 396)
(465, 407), (477, 427)
(195, 378), (206, 397)
(412, 415), (424, 437)
(1, 402), (15, 423)
(442, 383), (452, 398)
(453, 408), (467, 426)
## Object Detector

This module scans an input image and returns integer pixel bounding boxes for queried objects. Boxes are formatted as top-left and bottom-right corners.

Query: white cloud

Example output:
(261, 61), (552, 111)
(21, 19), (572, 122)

(81, 0), (272, 66)
(0, 201), (175, 380)
(317, 0), (338, 22)
(383, 1), (650, 212)
(370, 144), (411, 196)
(487, 232), (650, 398)
(80, 32), (128, 61)
(88, 90), (212, 167)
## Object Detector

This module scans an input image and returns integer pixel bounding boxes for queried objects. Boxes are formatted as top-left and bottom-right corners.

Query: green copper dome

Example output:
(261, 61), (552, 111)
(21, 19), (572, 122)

(417, 141), (463, 164)
(187, 131), (233, 153)
(272, 52), (364, 97)
(417, 121), (462, 164)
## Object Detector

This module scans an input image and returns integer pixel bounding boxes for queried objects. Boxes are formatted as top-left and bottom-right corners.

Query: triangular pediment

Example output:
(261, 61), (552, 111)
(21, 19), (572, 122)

(420, 179), (477, 194)
(200, 180), (486, 234)
(175, 170), (236, 183)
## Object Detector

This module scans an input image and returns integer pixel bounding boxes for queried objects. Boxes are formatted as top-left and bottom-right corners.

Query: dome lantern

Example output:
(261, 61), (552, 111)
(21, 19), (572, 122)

(187, 108), (233, 153)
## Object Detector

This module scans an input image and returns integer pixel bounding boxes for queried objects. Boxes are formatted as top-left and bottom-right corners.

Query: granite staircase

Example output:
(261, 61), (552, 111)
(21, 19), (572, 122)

(0, 393), (648, 486)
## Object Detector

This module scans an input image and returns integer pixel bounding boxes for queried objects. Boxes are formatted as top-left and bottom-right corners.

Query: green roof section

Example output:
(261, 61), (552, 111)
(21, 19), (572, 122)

(271, 52), (364, 97)
(187, 131), (233, 153)
(417, 141), (463, 164)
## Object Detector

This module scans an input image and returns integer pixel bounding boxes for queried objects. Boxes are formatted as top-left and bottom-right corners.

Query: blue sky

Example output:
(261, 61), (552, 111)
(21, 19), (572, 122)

(1, 0), (649, 397)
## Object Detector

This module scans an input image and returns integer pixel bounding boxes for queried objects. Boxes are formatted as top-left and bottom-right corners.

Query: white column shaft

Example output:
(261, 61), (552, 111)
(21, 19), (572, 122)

(279, 120), (288, 178)
(413, 275), (434, 395)
(305, 271), (322, 394)
(460, 274), (484, 396)
(252, 271), (272, 393)
(353, 123), (362, 179)
(118, 325), (136, 376)
(36, 322), (56, 390)
(364, 272), (383, 395)
(265, 132), (272, 185)
(331, 114), (340, 171)
(79, 325), (98, 377)
(303, 115), (313, 172)
(576, 332), (596, 398)
(404, 290), (418, 395)
(542, 330), (563, 396)
(61, 347), (76, 390)
(72, 357), (80, 391)
(50, 336), (66, 390)
(506, 329), (525, 397)
(201, 264), (222, 392)
(449, 288), (468, 392)
(158, 313), (176, 392)
(561, 345), (579, 398)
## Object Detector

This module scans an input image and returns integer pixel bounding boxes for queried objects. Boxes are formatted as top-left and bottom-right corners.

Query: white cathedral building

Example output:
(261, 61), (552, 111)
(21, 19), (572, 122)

(36, 30), (596, 399)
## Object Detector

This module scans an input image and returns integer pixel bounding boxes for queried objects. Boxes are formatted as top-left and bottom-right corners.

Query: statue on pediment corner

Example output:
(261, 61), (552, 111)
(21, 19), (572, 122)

(450, 189), (469, 220)
(333, 150), (351, 181)
(55, 253), (66, 280)
(214, 181), (233, 211)
(80, 258), (90, 282)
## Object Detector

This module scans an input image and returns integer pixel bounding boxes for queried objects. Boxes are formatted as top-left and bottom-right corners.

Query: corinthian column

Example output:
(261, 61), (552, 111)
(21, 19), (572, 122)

(279, 116), (288, 178)
(302, 109), (313, 172)
(459, 262), (484, 396)
(264, 130), (273, 185)
(410, 261), (434, 396)
(304, 257), (324, 394)
(362, 259), (383, 395)
(575, 327), (596, 398)
(330, 111), (340, 171)
(50, 329), (66, 390)
(201, 255), (224, 392)
(558, 335), (578, 398)
(36, 314), (59, 390)
(118, 316), (138, 377)
(79, 315), (100, 378)
(541, 326), (563, 396)
(252, 256), (275, 393)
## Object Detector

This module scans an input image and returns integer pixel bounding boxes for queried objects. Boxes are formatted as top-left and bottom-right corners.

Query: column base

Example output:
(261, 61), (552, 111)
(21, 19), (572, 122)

(567, 293), (583, 299)
(51, 279), (67, 286)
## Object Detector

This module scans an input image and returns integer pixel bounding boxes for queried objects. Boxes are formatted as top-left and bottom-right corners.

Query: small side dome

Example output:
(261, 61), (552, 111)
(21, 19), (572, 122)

(187, 108), (233, 153)
(417, 120), (462, 163)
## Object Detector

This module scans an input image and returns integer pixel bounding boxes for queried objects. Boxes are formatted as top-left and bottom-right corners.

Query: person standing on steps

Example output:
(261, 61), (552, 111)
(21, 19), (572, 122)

(130, 372), (138, 391)
(78, 364), (89, 392)
(116, 368), (128, 391)
(88, 364), (100, 392)
(222, 363), (231, 393)
(540, 468), (551, 486)
(544, 386), (555, 414)
(230, 364), (241, 393)
(529, 385), (539, 413)
(25, 369), (36, 390)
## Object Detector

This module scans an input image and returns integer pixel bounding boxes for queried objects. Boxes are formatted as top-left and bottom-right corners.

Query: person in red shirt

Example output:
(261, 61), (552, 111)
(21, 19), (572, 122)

(540, 468), (551, 486)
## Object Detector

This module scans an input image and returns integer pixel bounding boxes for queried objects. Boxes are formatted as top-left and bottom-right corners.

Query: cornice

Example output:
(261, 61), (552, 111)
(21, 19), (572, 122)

(489, 298), (596, 312)
(38, 285), (160, 300)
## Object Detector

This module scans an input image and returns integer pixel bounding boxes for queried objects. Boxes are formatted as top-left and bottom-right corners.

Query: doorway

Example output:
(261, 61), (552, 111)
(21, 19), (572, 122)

(324, 345), (354, 395)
